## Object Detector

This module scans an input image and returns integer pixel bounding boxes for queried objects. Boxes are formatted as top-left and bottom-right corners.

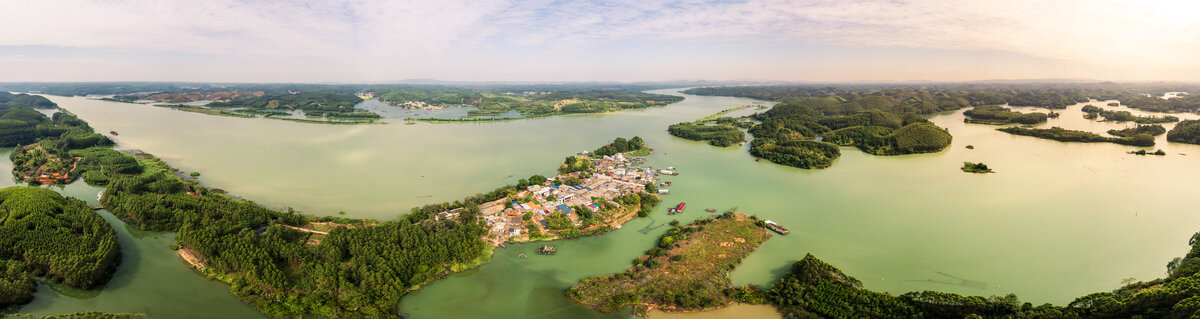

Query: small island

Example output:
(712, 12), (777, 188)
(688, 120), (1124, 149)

(961, 162), (994, 173)
(1129, 149), (1167, 156)
(567, 213), (770, 315)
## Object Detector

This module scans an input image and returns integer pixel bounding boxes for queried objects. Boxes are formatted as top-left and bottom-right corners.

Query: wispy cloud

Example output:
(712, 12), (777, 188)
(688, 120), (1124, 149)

(0, 0), (1197, 81)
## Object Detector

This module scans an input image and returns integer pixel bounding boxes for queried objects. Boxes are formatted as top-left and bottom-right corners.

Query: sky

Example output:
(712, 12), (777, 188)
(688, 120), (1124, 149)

(0, 0), (1198, 83)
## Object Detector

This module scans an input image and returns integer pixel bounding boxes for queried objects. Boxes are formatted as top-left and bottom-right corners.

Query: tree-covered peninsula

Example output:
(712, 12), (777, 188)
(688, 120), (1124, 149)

(1108, 124), (1166, 137)
(998, 126), (1156, 146)
(1167, 120), (1200, 145)
(0, 187), (120, 308)
(666, 106), (756, 147)
(568, 213), (770, 315)
(745, 102), (952, 169)
(962, 105), (1049, 124)
(1081, 105), (1179, 123)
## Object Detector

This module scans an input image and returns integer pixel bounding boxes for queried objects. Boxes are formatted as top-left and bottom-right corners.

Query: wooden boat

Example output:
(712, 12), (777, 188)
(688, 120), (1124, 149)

(109, 131), (118, 136)
(705, 208), (716, 212)
(537, 245), (557, 255)
(764, 220), (789, 235)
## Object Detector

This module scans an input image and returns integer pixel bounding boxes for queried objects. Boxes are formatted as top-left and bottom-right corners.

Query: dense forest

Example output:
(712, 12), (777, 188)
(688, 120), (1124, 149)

(998, 126), (1156, 147)
(1167, 120), (1200, 145)
(1108, 124), (1167, 137)
(667, 122), (745, 147)
(1081, 105), (1179, 123)
(766, 228), (1200, 318)
(207, 91), (380, 120)
(0, 94), (98, 147)
(963, 105), (1049, 124)
(742, 98), (952, 169)
(0, 187), (120, 307)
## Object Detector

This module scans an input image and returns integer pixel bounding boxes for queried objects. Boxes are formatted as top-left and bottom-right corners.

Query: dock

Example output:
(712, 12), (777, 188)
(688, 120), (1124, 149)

(764, 220), (789, 235)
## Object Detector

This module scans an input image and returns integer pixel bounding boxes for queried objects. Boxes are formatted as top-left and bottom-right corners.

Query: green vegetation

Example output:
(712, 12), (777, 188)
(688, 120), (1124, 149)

(667, 123), (744, 147)
(0, 98), (107, 147)
(567, 213), (770, 314)
(1129, 149), (1167, 156)
(962, 105), (1049, 124)
(1108, 124), (1166, 137)
(591, 136), (649, 157)
(3, 312), (143, 319)
(667, 106), (753, 147)
(207, 91), (379, 121)
(0, 187), (120, 308)
(824, 122), (952, 155)
(961, 162), (994, 173)
(998, 126), (1155, 147)
(0, 92), (56, 109)
(1167, 120), (1200, 145)
(767, 228), (1200, 318)
(718, 93), (954, 169)
(1082, 105), (1178, 123)
(375, 88), (682, 117)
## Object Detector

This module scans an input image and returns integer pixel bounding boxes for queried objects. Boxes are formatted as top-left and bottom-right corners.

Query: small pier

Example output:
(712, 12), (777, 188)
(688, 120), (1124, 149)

(764, 220), (789, 235)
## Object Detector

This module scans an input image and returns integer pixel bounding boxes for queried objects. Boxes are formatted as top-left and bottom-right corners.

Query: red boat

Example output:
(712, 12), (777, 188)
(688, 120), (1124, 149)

(669, 202), (686, 214)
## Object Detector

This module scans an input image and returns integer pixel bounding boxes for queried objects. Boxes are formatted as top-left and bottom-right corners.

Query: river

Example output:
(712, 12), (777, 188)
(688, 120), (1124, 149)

(11, 90), (1200, 318)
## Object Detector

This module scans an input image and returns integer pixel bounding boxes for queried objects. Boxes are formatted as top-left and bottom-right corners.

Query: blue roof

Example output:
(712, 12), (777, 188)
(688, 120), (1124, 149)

(539, 219), (548, 228)
(556, 204), (574, 215)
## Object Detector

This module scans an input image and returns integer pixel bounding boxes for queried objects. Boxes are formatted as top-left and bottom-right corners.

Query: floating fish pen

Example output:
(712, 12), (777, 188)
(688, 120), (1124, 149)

(537, 245), (557, 255)
(764, 220), (789, 235)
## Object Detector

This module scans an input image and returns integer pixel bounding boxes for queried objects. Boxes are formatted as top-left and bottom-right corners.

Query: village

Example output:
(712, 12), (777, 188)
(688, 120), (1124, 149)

(472, 152), (671, 246)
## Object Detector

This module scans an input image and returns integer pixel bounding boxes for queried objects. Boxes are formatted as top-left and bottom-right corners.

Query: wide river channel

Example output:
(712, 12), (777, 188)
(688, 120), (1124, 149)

(9, 89), (1200, 318)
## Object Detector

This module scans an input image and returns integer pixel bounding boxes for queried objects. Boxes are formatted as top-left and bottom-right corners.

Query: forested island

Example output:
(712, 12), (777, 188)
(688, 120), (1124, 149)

(962, 105), (1049, 124)
(997, 126), (1156, 146)
(961, 162), (994, 173)
(568, 213), (770, 315)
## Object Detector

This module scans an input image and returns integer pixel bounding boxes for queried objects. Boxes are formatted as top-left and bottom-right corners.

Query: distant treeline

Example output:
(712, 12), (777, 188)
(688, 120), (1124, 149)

(685, 83), (1200, 113)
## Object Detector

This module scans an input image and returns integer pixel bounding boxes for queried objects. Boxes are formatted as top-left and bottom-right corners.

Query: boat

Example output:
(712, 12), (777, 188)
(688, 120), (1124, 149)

(705, 208), (716, 212)
(537, 245), (557, 255)
(668, 202), (686, 214)
(109, 131), (118, 136)
(764, 220), (790, 235)
(755, 157), (761, 162)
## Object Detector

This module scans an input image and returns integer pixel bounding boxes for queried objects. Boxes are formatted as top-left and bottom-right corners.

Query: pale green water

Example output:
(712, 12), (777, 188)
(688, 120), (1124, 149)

(17, 91), (1200, 317)
(0, 149), (263, 318)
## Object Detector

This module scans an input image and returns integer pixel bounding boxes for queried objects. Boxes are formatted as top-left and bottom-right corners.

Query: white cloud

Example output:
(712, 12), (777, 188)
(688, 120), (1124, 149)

(0, 0), (1197, 81)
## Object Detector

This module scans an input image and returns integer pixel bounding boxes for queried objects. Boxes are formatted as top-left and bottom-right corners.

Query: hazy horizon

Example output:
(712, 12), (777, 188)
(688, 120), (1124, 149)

(2, 0), (1198, 83)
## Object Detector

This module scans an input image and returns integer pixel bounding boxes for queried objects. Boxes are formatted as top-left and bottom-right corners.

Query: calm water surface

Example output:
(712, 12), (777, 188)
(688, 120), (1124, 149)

(15, 91), (1200, 317)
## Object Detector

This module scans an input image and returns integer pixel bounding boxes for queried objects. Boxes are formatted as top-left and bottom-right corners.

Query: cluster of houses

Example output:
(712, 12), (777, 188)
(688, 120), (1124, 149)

(478, 152), (665, 245)
(397, 100), (443, 110)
